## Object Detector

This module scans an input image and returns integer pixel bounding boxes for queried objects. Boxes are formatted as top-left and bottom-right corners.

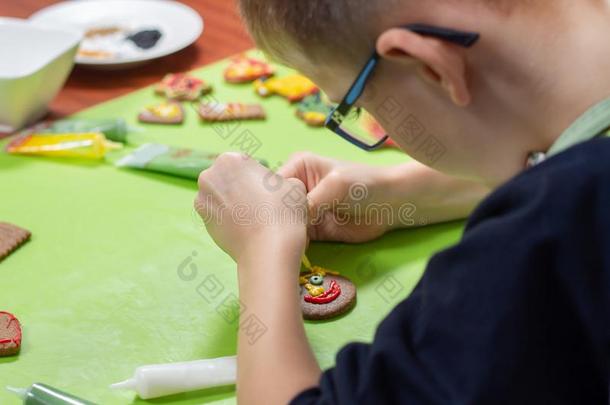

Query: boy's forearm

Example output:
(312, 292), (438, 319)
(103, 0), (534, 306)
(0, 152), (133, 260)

(236, 239), (321, 405)
(383, 162), (491, 229)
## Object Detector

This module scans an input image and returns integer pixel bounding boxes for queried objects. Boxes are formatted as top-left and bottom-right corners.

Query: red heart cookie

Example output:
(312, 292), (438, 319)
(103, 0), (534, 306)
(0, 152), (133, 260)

(0, 312), (22, 357)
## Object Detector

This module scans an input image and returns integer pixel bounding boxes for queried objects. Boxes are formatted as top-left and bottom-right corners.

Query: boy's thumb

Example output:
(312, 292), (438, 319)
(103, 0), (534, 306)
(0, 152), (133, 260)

(305, 177), (337, 218)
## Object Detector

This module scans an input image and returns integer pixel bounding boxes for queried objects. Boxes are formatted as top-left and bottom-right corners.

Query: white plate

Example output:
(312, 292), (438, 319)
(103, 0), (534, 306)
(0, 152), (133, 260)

(29, 0), (203, 69)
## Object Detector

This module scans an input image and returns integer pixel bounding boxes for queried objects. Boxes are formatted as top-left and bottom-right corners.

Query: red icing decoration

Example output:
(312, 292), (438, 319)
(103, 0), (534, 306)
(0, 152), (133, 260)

(304, 280), (341, 304)
(224, 55), (275, 83)
(167, 74), (202, 90)
(0, 311), (22, 354)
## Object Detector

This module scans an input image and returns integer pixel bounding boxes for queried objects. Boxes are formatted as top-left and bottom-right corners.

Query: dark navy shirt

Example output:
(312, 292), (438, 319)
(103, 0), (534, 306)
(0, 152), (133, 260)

(292, 137), (610, 404)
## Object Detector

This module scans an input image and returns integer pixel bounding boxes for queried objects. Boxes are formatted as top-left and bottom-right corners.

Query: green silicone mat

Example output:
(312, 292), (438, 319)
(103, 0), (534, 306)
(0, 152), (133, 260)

(0, 51), (464, 404)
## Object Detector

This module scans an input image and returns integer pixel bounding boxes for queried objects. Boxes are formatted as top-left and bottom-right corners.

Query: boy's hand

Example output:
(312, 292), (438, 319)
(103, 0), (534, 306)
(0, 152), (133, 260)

(195, 153), (308, 264)
(197, 154), (321, 405)
(278, 152), (402, 243)
(279, 153), (491, 243)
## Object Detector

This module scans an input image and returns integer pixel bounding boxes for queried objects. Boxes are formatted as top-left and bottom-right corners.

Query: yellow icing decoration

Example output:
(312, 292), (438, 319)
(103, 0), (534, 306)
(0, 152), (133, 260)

(302, 111), (327, 126)
(147, 102), (181, 119)
(299, 255), (339, 301)
(300, 267), (340, 286)
(254, 74), (318, 102)
(304, 283), (325, 297)
(312, 266), (339, 276)
(7, 133), (122, 159)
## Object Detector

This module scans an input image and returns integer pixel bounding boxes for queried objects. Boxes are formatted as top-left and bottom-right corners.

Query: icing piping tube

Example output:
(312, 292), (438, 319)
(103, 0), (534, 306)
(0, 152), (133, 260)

(6, 383), (97, 404)
(110, 356), (237, 399)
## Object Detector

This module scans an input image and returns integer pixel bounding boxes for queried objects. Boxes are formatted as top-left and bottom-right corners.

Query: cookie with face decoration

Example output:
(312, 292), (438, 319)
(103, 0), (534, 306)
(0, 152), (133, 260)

(299, 266), (357, 320)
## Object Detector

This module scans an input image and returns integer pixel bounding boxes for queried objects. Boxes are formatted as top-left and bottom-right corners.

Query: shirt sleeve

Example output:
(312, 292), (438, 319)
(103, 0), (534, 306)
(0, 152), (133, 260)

(291, 138), (610, 405)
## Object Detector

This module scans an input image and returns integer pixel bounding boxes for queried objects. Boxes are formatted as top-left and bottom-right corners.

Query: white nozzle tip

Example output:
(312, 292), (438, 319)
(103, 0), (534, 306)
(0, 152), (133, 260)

(109, 378), (136, 391)
(6, 386), (27, 399)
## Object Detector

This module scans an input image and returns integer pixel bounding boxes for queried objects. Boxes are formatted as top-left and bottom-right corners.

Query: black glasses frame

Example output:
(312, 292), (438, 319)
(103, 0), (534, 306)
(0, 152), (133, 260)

(324, 23), (480, 151)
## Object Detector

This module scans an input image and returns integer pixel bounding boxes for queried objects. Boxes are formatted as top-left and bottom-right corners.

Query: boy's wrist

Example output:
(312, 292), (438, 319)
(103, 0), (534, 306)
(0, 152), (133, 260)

(374, 163), (421, 211)
(237, 230), (305, 272)
(380, 162), (490, 230)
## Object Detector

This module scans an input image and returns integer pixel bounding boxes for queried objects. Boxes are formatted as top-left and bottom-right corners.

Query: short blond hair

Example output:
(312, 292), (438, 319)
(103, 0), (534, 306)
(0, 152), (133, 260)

(237, 0), (393, 65)
(238, 0), (518, 66)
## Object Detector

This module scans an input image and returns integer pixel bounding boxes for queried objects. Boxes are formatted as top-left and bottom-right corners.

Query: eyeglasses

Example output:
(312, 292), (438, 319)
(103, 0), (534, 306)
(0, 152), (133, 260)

(325, 23), (480, 151)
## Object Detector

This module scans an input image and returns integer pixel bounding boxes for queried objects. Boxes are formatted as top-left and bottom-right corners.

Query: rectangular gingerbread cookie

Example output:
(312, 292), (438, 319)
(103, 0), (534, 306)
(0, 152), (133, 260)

(198, 102), (266, 122)
(0, 222), (31, 261)
(138, 102), (184, 125)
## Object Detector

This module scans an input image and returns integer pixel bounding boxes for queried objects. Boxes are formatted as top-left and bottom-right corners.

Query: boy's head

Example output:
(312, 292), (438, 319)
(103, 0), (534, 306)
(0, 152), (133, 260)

(239, 0), (610, 185)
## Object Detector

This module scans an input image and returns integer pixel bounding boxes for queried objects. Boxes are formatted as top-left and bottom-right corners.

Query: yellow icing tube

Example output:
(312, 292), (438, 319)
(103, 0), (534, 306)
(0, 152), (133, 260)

(6, 133), (122, 159)
(110, 356), (237, 399)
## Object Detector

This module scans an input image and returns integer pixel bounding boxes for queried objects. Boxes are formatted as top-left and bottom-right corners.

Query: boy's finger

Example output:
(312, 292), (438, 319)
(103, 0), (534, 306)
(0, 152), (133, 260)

(306, 176), (337, 214)
(277, 154), (308, 180)
(278, 152), (334, 191)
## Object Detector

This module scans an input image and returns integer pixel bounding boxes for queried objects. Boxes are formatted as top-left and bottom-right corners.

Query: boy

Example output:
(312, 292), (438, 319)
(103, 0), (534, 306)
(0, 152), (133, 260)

(195, 0), (610, 403)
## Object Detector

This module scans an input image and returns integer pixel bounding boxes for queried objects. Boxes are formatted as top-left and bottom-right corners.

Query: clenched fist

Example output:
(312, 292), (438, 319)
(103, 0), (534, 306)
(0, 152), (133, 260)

(195, 153), (308, 264)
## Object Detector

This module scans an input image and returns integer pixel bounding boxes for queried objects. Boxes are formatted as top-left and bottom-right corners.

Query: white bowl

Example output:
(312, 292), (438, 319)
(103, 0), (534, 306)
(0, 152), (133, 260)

(0, 18), (81, 132)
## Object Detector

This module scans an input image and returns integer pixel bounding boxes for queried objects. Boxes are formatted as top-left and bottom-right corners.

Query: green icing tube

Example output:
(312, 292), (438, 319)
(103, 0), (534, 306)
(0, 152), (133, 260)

(116, 143), (268, 181)
(115, 143), (218, 180)
(6, 383), (97, 405)
(42, 119), (130, 143)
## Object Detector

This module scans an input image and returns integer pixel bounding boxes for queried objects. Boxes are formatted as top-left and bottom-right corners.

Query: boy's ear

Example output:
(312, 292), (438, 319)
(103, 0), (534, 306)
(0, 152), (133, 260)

(376, 28), (472, 107)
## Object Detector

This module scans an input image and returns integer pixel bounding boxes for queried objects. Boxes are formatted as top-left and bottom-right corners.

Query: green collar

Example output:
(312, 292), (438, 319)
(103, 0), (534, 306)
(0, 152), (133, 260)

(546, 97), (610, 159)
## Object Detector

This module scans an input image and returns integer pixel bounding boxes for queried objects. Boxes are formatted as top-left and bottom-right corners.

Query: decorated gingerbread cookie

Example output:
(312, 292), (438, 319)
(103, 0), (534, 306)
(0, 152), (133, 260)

(155, 73), (212, 101)
(224, 55), (275, 83)
(299, 265), (357, 320)
(254, 74), (318, 103)
(138, 101), (184, 125)
(0, 222), (31, 261)
(198, 102), (266, 122)
(0, 312), (22, 357)
(296, 93), (334, 127)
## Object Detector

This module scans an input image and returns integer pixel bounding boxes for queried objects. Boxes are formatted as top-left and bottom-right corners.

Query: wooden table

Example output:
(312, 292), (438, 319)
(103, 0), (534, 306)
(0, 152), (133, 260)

(0, 0), (253, 118)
